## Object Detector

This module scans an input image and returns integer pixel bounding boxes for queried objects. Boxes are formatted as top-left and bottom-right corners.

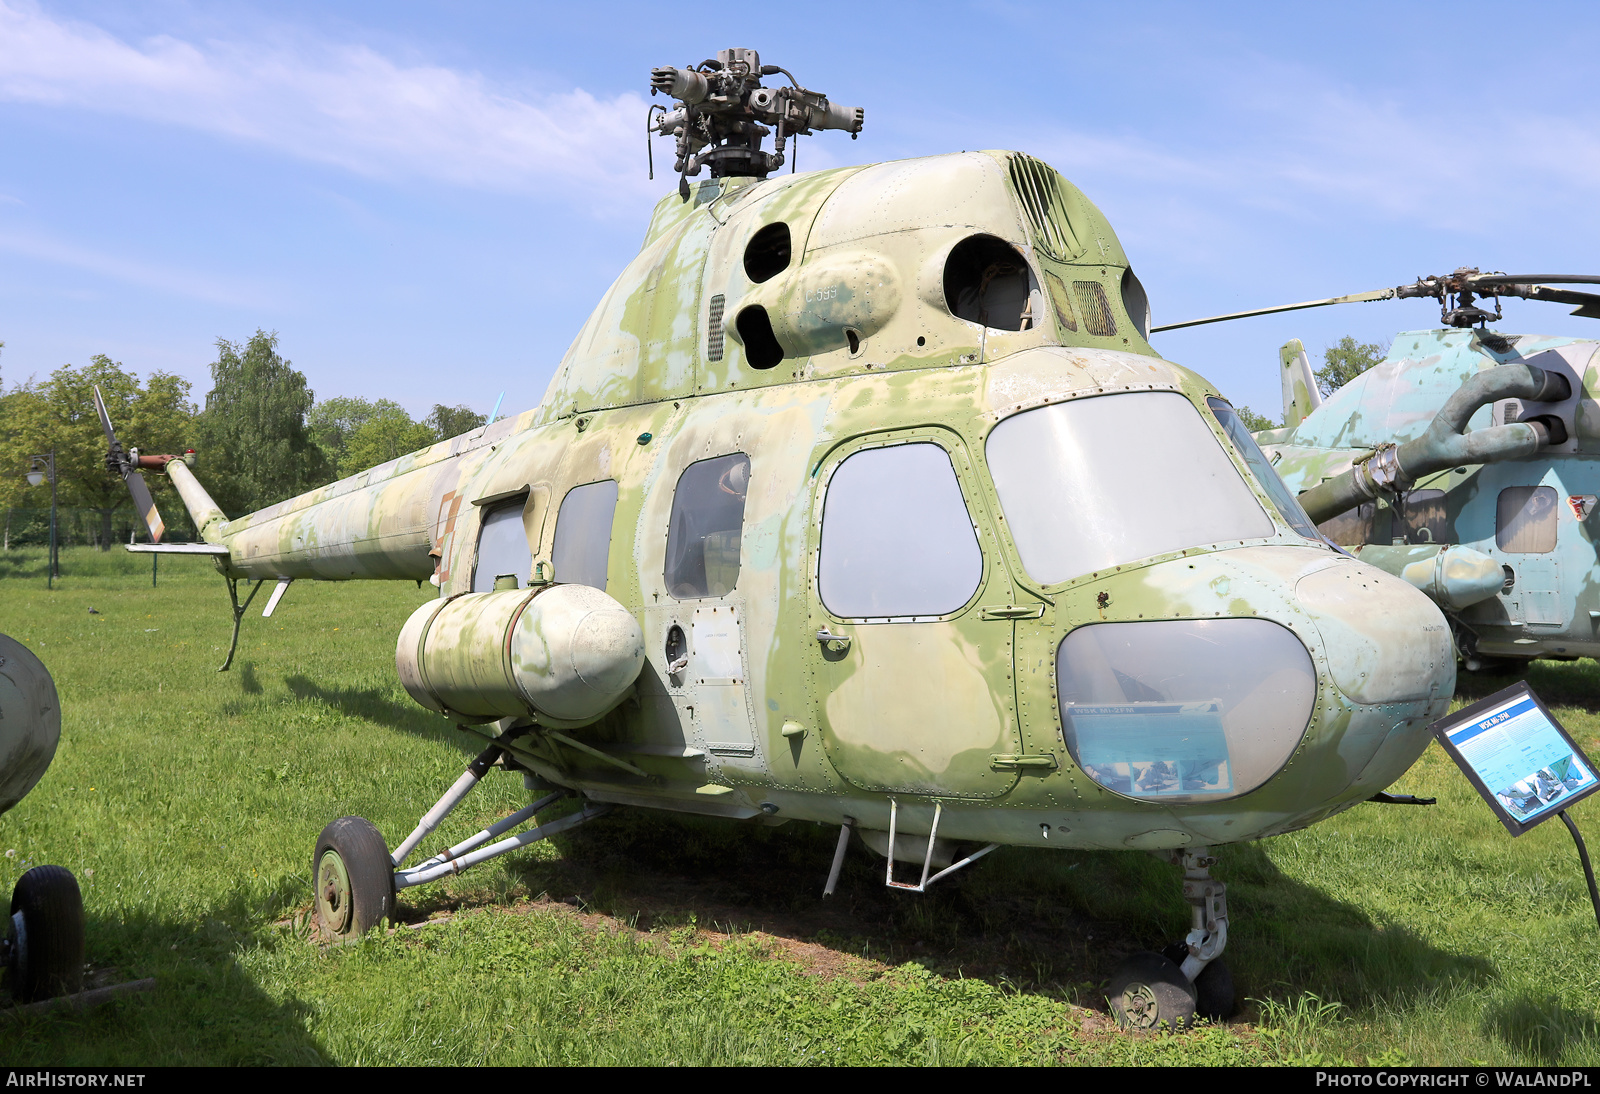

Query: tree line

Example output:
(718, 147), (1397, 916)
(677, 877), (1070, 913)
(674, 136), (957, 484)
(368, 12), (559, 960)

(0, 331), (486, 547)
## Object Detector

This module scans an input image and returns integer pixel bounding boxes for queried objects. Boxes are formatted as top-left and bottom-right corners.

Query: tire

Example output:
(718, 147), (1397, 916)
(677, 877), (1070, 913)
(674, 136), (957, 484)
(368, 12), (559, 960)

(1107, 950), (1197, 1031)
(313, 817), (396, 940)
(1194, 957), (1236, 1021)
(8, 865), (85, 1003)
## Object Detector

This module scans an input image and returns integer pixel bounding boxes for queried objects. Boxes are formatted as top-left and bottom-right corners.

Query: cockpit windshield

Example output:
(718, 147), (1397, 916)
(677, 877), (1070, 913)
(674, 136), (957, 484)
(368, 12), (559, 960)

(986, 391), (1274, 585)
(1206, 398), (1320, 540)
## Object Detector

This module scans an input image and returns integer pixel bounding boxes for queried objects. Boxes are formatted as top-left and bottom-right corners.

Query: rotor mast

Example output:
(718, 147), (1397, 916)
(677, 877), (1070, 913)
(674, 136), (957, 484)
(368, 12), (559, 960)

(649, 48), (864, 199)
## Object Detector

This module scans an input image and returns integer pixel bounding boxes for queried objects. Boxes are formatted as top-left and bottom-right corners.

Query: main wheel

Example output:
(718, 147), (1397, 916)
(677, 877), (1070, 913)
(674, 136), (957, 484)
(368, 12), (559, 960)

(313, 817), (396, 940)
(1107, 951), (1197, 1031)
(7, 865), (85, 1003)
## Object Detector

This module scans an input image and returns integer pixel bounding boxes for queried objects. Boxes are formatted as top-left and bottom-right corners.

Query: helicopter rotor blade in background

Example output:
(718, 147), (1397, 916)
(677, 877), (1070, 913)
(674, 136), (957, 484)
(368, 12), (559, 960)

(1466, 274), (1600, 288)
(92, 384), (166, 544)
(1150, 289), (1397, 333)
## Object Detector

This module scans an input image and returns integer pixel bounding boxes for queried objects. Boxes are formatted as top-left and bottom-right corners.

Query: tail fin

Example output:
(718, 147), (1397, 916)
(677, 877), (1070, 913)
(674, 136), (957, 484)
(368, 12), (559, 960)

(1279, 339), (1323, 428)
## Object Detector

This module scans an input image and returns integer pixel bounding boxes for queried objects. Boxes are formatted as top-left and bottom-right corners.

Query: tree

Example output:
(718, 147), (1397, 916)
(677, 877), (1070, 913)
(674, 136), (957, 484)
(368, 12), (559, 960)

(342, 402), (435, 475)
(424, 403), (486, 441)
(1233, 405), (1279, 431)
(306, 396), (381, 479)
(0, 356), (195, 548)
(1316, 336), (1388, 397)
(194, 331), (327, 516)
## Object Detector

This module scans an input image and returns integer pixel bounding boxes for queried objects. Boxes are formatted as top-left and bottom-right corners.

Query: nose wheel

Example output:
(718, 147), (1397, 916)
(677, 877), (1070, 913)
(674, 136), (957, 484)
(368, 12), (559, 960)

(3, 865), (86, 1003)
(1108, 848), (1235, 1029)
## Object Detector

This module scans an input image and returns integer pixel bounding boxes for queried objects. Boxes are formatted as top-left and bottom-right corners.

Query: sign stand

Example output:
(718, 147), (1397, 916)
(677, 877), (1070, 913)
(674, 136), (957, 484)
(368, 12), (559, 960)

(1429, 680), (1600, 929)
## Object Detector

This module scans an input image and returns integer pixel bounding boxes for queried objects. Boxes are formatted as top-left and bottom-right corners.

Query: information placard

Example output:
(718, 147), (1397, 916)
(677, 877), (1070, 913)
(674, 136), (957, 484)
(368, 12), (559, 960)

(1429, 681), (1600, 837)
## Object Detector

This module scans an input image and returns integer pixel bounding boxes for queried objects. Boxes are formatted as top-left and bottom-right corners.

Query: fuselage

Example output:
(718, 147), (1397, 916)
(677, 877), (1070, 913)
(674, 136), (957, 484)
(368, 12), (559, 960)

(200, 152), (1455, 854)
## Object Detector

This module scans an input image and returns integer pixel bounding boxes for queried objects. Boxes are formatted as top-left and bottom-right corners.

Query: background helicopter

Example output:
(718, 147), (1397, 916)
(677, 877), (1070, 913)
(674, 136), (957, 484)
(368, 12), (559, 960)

(97, 47), (1459, 1031)
(1155, 270), (1600, 672)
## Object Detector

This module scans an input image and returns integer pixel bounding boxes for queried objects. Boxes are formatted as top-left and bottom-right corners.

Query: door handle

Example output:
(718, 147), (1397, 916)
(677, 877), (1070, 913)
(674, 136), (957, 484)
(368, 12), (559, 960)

(816, 628), (852, 654)
(980, 604), (1044, 620)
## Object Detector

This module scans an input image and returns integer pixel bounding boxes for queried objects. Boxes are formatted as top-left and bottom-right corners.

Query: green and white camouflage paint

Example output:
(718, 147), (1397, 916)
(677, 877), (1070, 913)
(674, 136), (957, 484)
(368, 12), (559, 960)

(152, 150), (1454, 856)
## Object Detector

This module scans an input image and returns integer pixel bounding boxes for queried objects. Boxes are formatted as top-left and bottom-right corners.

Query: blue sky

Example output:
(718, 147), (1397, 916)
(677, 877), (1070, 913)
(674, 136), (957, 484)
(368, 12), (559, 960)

(3, 1), (1598, 422)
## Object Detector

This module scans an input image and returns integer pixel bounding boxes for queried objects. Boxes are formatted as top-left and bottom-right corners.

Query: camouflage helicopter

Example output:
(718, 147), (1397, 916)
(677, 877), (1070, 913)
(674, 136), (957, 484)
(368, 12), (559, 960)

(1154, 270), (1600, 673)
(0, 634), (86, 1003)
(99, 48), (1458, 1031)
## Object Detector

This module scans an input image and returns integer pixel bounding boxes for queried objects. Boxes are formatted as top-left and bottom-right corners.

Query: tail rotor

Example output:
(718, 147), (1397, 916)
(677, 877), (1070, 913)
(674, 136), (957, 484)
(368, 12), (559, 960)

(92, 384), (166, 544)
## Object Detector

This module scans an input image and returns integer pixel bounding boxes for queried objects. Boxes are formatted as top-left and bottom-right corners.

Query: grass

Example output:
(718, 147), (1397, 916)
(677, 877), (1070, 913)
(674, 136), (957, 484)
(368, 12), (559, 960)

(2, 545), (1600, 1064)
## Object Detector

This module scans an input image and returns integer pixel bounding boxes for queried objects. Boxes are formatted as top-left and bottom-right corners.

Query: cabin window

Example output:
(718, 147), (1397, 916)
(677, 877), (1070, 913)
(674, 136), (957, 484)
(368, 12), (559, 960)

(1318, 502), (1376, 547)
(943, 235), (1033, 331)
(819, 443), (983, 619)
(1057, 618), (1315, 803)
(665, 453), (750, 599)
(552, 479), (619, 591)
(1073, 281), (1116, 337)
(1497, 486), (1558, 553)
(1400, 489), (1449, 545)
(1207, 398), (1319, 540)
(744, 222), (791, 284)
(986, 392), (1273, 585)
(472, 496), (531, 593)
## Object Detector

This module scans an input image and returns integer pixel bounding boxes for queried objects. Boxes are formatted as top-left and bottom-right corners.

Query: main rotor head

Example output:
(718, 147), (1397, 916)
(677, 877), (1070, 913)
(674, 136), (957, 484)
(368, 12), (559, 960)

(649, 47), (863, 199)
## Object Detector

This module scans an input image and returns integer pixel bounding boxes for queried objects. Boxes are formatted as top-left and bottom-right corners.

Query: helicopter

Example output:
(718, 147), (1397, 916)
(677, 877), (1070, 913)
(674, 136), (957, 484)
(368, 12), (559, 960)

(1153, 269), (1600, 673)
(0, 633), (87, 1004)
(96, 47), (1459, 1031)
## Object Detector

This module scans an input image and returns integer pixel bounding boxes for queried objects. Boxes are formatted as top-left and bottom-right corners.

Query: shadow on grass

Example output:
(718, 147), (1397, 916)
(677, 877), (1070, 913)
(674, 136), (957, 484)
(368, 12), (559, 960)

(0, 896), (330, 1066)
(1457, 659), (1600, 714)
(392, 802), (1495, 1020)
(282, 674), (469, 748)
(1484, 993), (1600, 1064)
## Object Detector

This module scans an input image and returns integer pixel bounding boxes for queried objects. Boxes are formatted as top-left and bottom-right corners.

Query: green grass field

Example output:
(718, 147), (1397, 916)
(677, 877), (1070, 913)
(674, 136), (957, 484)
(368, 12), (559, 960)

(3, 546), (1599, 1065)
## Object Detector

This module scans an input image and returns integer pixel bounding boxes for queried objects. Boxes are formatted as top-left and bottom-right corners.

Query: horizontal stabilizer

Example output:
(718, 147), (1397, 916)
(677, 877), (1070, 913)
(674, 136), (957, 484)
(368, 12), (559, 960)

(126, 543), (230, 555)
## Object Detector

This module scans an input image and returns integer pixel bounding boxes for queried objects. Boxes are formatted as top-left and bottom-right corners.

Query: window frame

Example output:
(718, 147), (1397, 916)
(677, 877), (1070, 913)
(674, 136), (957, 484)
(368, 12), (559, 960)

(811, 427), (995, 625)
(663, 452), (752, 601)
(551, 478), (619, 591)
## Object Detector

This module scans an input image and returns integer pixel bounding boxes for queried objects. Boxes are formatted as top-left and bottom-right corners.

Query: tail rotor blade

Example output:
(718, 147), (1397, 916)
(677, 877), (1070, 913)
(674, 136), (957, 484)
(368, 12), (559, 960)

(93, 383), (166, 543)
(125, 471), (166, 543)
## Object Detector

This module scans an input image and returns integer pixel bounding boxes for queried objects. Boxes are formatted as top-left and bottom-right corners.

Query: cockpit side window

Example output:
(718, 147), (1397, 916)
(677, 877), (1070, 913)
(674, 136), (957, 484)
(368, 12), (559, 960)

(986, 392), (1274, 585)
(665, 454), (750, 599)
(472, 495), (532, 592)
(552, 479), (619, 591)
(1207, 398), (1320, 540)
(943, 235), (1034, 331)
(818, 442), (983, 619)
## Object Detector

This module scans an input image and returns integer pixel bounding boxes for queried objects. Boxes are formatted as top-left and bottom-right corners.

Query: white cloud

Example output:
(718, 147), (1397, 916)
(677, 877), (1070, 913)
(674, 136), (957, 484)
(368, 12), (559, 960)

(0, 1), (658, 213)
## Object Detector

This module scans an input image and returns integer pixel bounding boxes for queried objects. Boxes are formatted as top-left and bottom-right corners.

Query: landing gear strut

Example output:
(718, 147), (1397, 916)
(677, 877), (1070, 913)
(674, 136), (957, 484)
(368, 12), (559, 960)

(1107, 848), (1234, 1029)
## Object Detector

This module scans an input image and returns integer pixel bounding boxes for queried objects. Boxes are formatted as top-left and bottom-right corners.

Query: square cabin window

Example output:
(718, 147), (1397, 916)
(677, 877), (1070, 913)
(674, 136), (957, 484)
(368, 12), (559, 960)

(1497, 486), (1558, 554)
(665, 454), (749, 599)
(473, 496), (531, 592)
(818, 442), (983, 619)
(552, 479), (619, 591)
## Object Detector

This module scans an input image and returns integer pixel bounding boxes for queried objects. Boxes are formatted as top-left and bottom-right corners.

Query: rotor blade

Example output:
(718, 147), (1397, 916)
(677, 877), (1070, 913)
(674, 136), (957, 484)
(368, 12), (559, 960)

(93, 383), (165, 543)
(91, 384), (119, 448)
(1489, 284), (1600, 315)
(125, 471), (166, 544)
(1468, 274), (1600, 288)
(1150, 289), (1396, 333)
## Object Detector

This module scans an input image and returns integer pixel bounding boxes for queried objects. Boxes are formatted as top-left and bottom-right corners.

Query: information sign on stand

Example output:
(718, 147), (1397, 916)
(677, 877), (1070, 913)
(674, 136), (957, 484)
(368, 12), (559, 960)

(1429, 681), (1600, 926)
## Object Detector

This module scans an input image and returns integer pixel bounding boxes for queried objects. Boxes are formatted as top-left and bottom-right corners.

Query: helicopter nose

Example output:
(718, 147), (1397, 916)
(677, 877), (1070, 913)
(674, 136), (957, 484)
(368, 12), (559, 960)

(1295, 560), (1455, 707)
